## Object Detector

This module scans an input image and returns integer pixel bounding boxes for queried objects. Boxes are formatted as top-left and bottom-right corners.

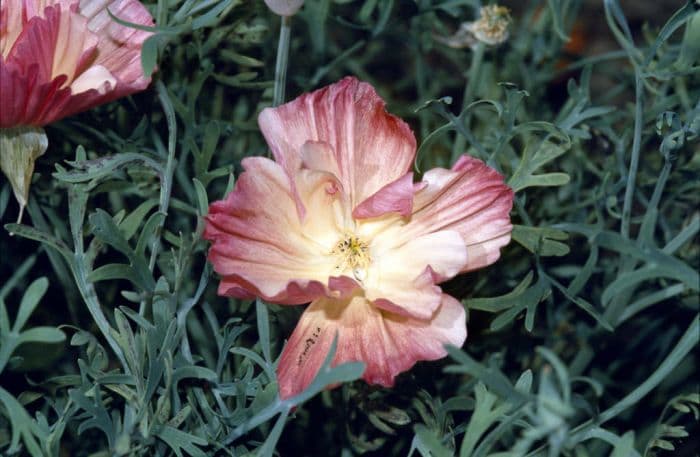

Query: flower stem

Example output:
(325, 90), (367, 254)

(273, 16), (292, 107)
(139, 81), (177, 315)
(451, 42), (485, 161)
(620, 72), (643, 239)
(604, 71), (644, 325)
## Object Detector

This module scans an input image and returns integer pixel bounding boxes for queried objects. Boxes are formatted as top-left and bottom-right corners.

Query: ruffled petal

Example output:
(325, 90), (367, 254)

(364, 230), (467, 319)
(204, 157), (356, 304)
(276, 293), (466, 399)
(405, 154), (513, 272)
(258, 76), (417, 209)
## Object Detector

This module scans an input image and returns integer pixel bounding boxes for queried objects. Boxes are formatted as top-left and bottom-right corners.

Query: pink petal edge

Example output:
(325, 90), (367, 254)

(408, 154), (514, 272)
(276, 293), (466, 399)
(258, 76), (417, 208)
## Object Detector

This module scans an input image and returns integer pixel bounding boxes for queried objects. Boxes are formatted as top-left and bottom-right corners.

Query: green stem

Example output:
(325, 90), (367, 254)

(620, 71), (643, 239)
(74, 255), (130, 372)
(140, 82), (177, 315)
(273, 16), (292, 107)
(151, 82), (177, 271)
(451, 42), (485, 161)
(604, 71), (644, 325)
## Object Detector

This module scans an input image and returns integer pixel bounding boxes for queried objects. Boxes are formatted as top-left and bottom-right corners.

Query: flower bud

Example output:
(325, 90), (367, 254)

(264, 0), (304, 17)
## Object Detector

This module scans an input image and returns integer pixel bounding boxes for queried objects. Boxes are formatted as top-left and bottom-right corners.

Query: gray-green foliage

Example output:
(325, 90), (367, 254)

(0, 0), (698, 455)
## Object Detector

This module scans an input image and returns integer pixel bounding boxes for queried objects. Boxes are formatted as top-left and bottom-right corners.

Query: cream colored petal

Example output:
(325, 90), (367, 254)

(364, 230), (468, 319)
(70, 64), (116, 94)
(51, 4), (99, 86)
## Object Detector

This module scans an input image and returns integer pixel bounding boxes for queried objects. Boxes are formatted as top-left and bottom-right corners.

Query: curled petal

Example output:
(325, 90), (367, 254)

(406, 154), (514, 272)
(353, 172), (420, 219)
(204, 157), (357, 304)
(276, 293), (466, 399)
(258, 76), (416, 209)
(70, 64), (115, 94)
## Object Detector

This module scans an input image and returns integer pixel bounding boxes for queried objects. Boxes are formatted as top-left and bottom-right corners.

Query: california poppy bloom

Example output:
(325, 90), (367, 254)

(205, 77), (513, 399)
(0, 0), (154, 217)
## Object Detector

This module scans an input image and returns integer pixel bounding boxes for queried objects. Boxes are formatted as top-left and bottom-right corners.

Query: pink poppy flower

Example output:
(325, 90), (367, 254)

(0, 0), (154, 128)
(204, 77), (514, 399)
(0, 0), (154, 219)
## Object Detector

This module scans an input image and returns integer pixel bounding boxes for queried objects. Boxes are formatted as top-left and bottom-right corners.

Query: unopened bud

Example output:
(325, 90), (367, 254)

(264, 0), (304, 17)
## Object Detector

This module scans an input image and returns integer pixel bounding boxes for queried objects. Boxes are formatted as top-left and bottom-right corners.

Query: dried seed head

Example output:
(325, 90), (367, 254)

(469, 5), (512, 46)
(436, 5), (512, 49)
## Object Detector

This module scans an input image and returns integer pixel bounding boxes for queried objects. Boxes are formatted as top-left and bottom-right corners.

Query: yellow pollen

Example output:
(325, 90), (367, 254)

(331, 234), (371, 280)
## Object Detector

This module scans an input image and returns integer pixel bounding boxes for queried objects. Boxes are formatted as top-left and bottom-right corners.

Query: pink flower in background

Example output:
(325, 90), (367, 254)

(204, 77), (514, 399)
(0, 0), (154, 219)
(0, 0), (154, 128)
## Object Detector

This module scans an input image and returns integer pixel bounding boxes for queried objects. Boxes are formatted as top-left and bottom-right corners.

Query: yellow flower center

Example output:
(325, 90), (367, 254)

(332, 234), (371, 281)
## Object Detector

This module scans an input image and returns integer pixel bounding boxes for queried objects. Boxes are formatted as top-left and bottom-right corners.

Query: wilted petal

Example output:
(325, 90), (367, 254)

(276, 293), (466, 399)
(258, 76), (416, 209)
(405, 154), (513, 272)
(364, 230), (467, 319)
(0, 126), (48, 221)
(205, 157), (356, 304)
